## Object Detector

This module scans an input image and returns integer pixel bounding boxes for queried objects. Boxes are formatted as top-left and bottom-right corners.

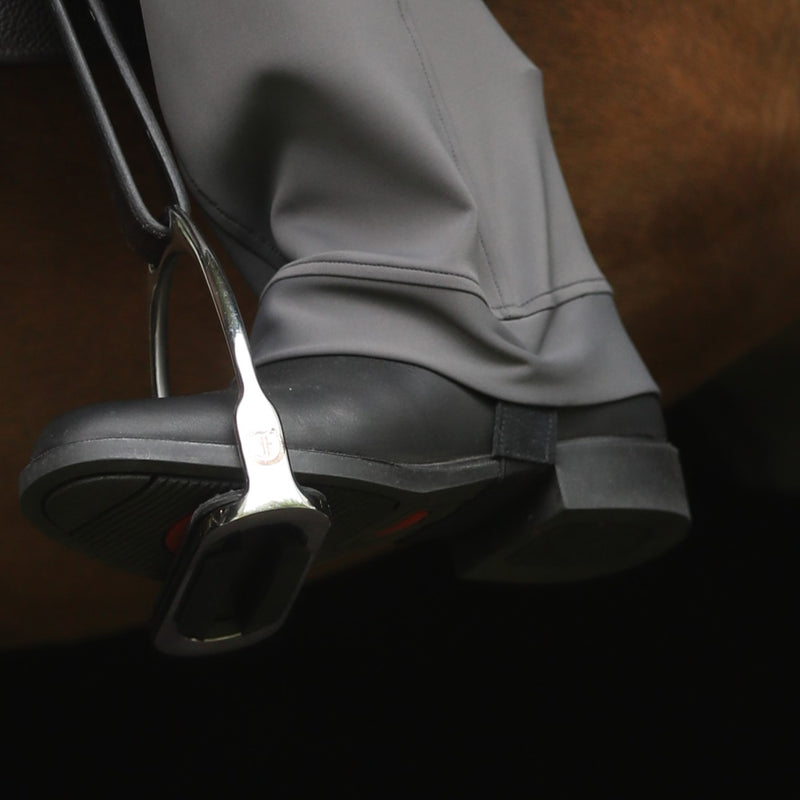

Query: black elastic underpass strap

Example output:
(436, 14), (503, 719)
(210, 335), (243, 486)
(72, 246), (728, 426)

(48, 0), (190, 264)
(492, 404), (557, 464)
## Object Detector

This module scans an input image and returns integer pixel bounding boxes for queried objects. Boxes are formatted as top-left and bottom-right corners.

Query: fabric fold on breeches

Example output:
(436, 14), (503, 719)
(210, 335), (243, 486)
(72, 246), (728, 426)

(140, 0), (658, 405)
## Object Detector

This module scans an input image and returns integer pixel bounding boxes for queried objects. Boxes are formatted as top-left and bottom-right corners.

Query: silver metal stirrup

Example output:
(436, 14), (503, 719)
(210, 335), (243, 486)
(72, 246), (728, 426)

(148, 208), (330, 656)
(46, 1), (327, 654)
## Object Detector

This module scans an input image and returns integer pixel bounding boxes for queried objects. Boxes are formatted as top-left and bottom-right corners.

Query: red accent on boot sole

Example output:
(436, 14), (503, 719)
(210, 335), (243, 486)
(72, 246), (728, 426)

(375, 510), (429, 539)
(165, 514), (192, 554)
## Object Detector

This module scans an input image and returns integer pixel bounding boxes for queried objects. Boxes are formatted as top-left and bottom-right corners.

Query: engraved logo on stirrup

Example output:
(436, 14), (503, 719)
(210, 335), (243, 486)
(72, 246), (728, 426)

(250, 428), (284, 465)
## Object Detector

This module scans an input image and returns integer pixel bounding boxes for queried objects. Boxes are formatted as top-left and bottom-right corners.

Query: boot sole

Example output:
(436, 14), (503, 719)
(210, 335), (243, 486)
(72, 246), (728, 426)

(19, 431), (689, 583)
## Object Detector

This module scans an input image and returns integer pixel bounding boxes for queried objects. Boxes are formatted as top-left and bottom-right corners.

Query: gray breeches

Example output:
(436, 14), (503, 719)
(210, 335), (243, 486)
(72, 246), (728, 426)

(140, 0), (657, 405)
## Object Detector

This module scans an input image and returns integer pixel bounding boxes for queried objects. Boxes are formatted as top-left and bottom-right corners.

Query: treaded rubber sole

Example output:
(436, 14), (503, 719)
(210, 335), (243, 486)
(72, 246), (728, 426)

(19, 437), (503, 579)
(20, 431), (690, 584)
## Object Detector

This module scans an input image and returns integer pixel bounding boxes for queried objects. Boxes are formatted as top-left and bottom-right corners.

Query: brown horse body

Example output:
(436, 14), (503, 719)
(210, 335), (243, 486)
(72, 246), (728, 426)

(2, 0), (798, 647)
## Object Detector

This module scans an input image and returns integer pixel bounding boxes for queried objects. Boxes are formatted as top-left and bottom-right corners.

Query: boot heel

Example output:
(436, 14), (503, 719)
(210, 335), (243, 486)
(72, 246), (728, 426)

(454, 437), (691, 583)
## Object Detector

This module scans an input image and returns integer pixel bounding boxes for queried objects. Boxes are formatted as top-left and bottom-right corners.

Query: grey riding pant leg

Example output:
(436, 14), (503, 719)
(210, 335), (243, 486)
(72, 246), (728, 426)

(140, 0), (658, 406)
